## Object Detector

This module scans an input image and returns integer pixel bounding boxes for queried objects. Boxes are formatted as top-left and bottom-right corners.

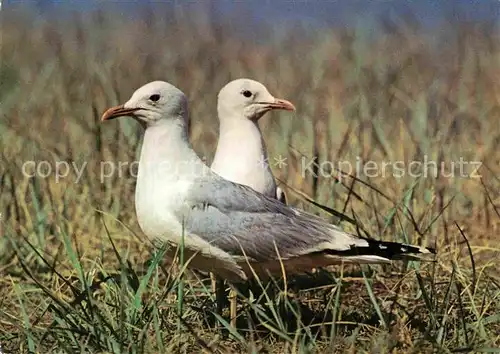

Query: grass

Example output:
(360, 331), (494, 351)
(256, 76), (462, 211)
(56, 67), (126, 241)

(1, 3), (500, 353)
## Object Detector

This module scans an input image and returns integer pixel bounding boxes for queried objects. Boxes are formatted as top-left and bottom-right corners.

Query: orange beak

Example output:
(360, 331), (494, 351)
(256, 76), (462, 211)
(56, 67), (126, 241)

(265, 98), (296, 112)
(101, 105), (140, 121)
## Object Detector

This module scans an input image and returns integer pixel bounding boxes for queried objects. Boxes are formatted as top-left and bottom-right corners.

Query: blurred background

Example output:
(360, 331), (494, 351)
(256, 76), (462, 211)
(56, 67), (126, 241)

(1, 0), (500, 351)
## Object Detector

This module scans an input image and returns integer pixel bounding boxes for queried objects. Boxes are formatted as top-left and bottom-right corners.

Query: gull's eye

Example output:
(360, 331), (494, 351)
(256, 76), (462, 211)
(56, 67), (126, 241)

(149, 94), (161, 102)
(242, 90), (252, 98)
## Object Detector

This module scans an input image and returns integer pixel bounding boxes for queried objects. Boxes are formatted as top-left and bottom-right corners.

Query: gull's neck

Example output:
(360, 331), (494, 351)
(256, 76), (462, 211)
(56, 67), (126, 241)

(137, 118), (208, 189)
(212, 115), (277, 197)
(135, 117), (208, 241)
(215, 117), (270, 160)
(141, 118), (196, 162)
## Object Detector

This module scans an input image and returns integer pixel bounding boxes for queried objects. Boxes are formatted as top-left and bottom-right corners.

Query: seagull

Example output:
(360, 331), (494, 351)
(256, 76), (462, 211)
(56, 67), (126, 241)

(210, 79), (294, 312)
(101, 81), (435, 325)
(211, 78), (294, 205)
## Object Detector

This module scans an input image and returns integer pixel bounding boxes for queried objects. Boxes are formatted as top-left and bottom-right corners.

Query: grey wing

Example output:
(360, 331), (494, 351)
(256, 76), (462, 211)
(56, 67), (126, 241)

(180, 176), (362, 261)
(189, 176), (314, 219)
(182, 206), (350, 262)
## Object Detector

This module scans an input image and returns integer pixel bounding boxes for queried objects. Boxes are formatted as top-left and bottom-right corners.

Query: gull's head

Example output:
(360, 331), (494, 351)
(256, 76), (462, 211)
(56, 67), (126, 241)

(101, 81), (188, 127)
(217, 78), (295, 122)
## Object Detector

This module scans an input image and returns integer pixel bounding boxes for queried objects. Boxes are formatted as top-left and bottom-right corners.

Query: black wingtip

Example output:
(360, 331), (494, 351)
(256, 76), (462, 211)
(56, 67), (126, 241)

(317, 239), (436, 260)
(426, 246), (437, 254)
(366, 239), (436, 259)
